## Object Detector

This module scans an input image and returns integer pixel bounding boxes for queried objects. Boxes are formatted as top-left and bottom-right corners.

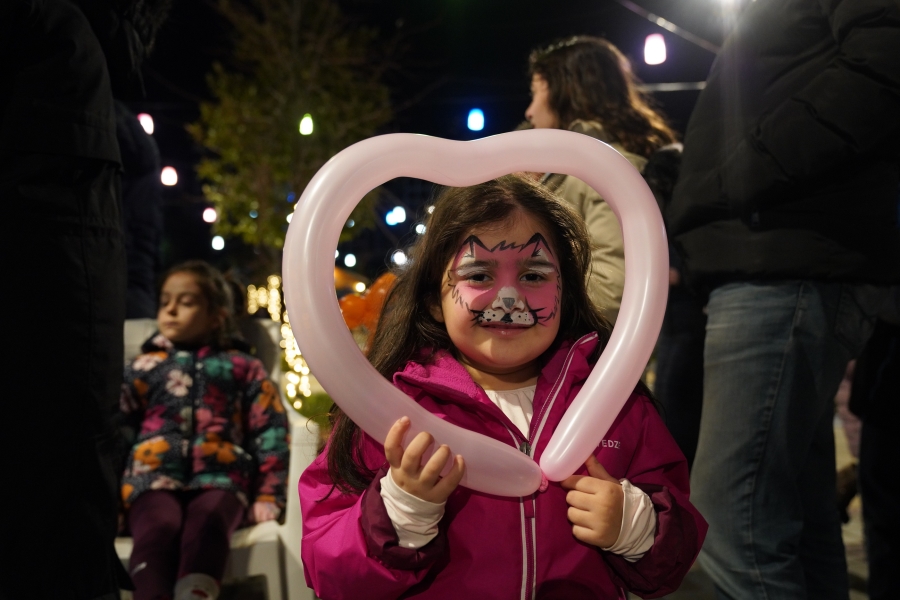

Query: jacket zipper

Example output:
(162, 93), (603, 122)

(522, 493), (536, 600)
(185, 352), (200, 471)
(501, 423), (535, 600)
(522, 333), (596, 600)
(529, 332), (597, 453)
(428, 334), (595, 599)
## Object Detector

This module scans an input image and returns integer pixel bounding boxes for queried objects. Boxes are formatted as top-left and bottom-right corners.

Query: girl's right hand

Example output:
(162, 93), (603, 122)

(384, 416), (466, 504)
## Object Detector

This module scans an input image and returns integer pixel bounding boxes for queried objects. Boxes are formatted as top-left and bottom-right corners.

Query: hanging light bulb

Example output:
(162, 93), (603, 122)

(161, 166), (178, 186)
(644, 34), (666, 65)
(136, 113), (154, 135)
(467, 108), (485, 131)
(299, 114), (314, 135)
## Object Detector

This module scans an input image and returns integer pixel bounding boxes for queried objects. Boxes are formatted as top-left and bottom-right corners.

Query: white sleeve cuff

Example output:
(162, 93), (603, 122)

(379, 471), (446, 549)
(601, 479), (657, 562)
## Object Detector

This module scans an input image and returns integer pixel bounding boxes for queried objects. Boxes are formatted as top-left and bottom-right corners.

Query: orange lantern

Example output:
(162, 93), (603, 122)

(362, 273), (396, 331)
(338, 293), (367, 330)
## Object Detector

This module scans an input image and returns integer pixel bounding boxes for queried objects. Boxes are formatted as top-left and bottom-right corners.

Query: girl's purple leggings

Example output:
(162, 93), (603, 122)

(128, 489), (245, 600)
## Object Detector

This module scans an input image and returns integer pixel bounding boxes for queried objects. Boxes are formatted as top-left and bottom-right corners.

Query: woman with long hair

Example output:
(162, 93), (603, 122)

(525, 36), (677, 323)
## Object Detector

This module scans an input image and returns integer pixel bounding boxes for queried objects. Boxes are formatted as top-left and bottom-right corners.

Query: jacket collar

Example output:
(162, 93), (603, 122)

(140, 332), (251, 355)
(392, 333), (600, 429)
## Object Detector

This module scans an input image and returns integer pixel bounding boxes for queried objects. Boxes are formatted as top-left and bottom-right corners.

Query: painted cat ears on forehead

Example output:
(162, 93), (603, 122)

(460, 233), (554, 258)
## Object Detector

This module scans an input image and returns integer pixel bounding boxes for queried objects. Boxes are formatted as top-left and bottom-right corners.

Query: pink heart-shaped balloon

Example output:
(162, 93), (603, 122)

(283, 130), (667, 497)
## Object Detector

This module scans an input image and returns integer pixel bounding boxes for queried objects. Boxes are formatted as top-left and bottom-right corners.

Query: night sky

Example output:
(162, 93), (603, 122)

(129, 0), (741, 282)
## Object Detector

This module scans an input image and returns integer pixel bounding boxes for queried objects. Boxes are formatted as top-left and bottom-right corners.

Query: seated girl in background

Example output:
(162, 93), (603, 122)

(300, 176), (706, 599)
(119, 261), (290, 600)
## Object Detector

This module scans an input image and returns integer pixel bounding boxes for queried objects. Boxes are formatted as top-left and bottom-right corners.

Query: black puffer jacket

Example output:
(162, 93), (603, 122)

(667, 0), (900, 297)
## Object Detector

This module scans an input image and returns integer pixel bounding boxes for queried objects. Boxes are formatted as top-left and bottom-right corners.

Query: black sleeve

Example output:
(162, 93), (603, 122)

(722, 0), (900, 214)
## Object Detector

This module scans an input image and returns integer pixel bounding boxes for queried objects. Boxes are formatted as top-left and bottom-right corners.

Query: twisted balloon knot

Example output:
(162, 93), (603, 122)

(538, 473), (549, 493)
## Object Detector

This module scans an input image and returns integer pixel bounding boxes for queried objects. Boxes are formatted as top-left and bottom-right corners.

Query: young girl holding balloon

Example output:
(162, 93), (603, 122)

(299, 176), (706, 599)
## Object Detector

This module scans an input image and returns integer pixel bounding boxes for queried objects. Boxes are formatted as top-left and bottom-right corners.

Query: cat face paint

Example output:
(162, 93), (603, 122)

(436, 214), (562, 384)
(447, 233), (561, 328)
(447, 226), (560, 327)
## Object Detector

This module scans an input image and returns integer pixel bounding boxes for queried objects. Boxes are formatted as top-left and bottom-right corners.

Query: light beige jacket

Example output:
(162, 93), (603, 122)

(542, 120), (647, 325)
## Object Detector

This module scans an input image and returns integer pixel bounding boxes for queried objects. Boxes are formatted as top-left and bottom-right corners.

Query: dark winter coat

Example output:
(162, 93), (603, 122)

(667, 0), (900, 296)
(116, 100), (162, 318)
(0, 0), (131, 596)
(119, 334), (290, 512)
(300, 334), (706, 599)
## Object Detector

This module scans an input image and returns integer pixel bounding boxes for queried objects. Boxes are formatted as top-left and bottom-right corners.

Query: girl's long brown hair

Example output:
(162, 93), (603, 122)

(529, 36), (676, 158)
(327, 175), (612, 493)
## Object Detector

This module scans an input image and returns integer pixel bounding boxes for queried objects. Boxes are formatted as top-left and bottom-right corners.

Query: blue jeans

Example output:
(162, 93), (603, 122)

(655, 284), (707, 469)
(691, 281), (884, 600)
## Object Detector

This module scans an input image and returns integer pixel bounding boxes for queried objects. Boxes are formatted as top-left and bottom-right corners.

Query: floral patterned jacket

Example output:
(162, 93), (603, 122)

(118, 334), (290, 514)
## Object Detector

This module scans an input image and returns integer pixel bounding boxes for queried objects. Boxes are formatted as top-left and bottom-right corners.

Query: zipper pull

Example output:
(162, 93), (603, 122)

(519, 440), (531, 455)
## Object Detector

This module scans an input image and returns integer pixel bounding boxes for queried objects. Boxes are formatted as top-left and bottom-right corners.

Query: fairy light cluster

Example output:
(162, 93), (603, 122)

(281, 311), (312, 407)
(246, 275), (312, 411)
(246, 275), (283, 322)
(266, 275), (282, 321)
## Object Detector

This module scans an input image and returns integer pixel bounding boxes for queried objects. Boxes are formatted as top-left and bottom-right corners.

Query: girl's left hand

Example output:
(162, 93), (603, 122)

(560, 455), (624, 548)
(251, 501), (279, 524)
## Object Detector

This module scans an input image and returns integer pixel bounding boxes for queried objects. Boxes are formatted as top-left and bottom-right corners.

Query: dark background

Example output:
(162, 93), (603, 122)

(129, 0), (744, 282)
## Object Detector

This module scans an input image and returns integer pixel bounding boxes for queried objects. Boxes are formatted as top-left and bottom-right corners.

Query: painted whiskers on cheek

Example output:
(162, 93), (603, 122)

(547, 273), (561, 323)
(448, 270), (467, 308)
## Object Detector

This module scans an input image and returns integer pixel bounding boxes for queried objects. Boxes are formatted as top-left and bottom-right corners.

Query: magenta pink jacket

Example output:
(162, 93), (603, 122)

(299, 333), (707, 599)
